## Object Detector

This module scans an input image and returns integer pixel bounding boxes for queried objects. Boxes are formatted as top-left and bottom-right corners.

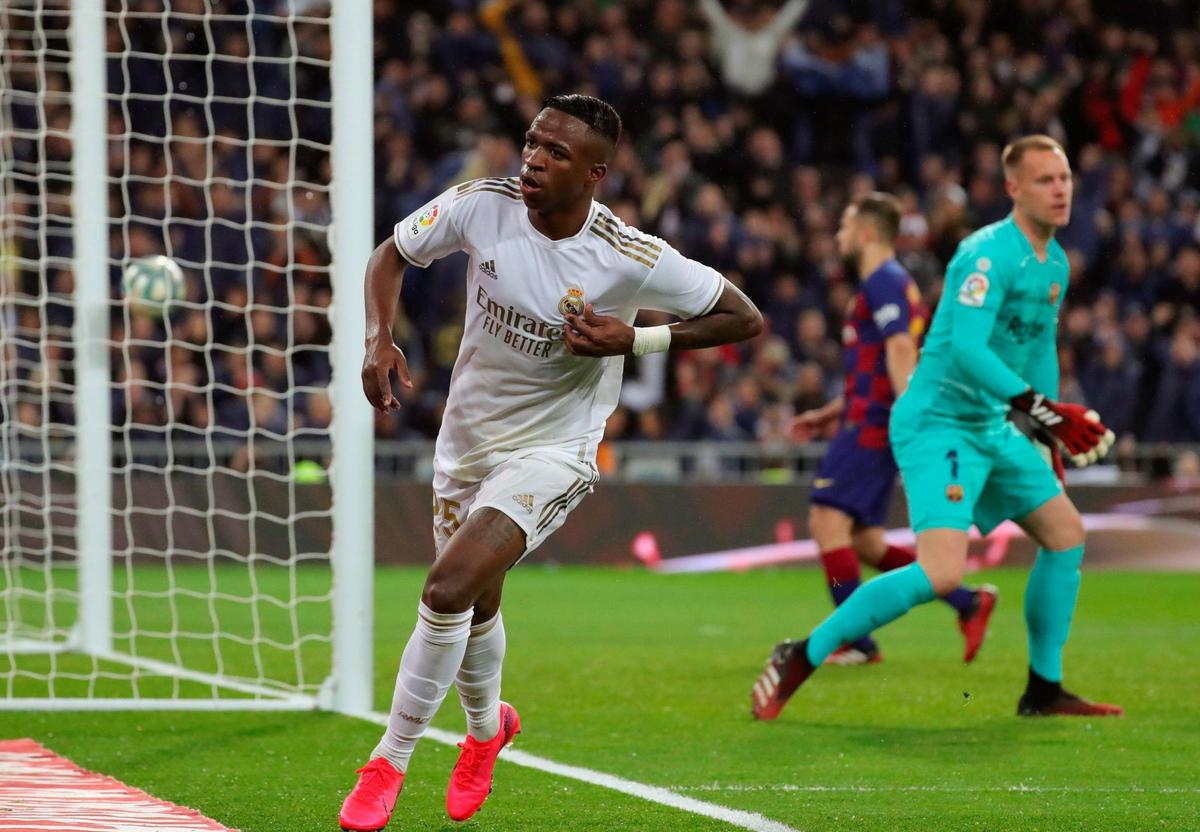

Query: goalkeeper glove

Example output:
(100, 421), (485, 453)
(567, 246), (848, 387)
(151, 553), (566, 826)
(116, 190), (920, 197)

(1010, 389), (1115, 466)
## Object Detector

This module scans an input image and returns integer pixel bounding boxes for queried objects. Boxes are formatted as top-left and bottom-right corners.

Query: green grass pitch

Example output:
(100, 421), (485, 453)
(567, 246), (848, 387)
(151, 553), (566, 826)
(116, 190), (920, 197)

(3, 566), (1198, 831)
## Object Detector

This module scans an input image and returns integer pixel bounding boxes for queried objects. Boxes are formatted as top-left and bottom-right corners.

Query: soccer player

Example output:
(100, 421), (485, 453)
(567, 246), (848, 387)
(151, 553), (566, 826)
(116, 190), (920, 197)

(751, 135), (1120, 721)
(340, 94), (763, 831)
(786, 193), (997, 667)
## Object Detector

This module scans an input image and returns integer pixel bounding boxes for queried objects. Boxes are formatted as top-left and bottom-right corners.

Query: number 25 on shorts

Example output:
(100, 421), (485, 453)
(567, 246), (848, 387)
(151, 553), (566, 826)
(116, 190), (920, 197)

(433, 495), (462, 534)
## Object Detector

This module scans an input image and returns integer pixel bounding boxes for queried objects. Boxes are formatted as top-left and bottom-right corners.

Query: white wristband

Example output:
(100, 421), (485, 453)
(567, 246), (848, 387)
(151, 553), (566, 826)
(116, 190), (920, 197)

(631, 324), (672, 356)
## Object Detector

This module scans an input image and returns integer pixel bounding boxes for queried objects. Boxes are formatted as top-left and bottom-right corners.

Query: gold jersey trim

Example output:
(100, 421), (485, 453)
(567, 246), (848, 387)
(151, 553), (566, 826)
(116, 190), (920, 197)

(595, 214), (663, 256)
(589, 222), (657, 269)
(536, 471), (598, 533)
(457, 177), (521, 199)
(458, 185), (522, 201)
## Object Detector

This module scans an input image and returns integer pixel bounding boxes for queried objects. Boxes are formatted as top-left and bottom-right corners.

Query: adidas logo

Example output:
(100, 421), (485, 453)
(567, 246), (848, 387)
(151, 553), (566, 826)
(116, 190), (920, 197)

(1029, 394), (1063, 426)
(512, 493), (534, 514)
(479, 259), (498, 280)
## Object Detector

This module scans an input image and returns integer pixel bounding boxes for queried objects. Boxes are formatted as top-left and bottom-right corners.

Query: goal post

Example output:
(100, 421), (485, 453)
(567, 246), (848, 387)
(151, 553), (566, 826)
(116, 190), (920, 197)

(1, 3), (374, 713)
(328, 0), (375, 718)
(71, 0), (114, 661)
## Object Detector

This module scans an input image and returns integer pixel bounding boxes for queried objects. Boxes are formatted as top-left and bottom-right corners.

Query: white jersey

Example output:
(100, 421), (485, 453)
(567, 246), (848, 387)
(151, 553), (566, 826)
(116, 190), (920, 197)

(394, 176), (724, 481)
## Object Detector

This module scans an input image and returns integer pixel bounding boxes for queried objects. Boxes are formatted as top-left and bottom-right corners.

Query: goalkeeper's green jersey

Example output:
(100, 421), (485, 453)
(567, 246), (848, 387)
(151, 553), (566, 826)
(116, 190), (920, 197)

(897, 215), (1067, 427)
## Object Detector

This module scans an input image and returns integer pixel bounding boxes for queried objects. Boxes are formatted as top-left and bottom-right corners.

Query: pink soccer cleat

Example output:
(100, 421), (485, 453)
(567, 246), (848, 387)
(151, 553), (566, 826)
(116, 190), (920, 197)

(446, 701), (521, 822)
(339, 757), (404, 831)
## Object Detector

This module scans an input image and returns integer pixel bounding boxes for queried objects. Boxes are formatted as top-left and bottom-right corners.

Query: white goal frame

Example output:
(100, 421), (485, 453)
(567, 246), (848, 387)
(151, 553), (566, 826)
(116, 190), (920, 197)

(1, 2), (375, 716)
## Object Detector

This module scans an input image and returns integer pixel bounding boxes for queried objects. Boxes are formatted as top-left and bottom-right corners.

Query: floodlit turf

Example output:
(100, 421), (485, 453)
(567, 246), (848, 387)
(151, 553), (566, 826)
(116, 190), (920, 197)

(3, 566), (1199, 831)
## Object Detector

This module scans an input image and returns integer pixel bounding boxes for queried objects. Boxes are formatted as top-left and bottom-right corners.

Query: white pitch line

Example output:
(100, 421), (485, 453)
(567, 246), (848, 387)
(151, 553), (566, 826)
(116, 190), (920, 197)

(360, 713), (801, 832)
(670, 783), (1200, 794)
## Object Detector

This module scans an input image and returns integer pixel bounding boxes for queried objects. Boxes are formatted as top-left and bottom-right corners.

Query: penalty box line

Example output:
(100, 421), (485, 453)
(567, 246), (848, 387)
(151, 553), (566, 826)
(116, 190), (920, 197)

(360, 712), (802, 832)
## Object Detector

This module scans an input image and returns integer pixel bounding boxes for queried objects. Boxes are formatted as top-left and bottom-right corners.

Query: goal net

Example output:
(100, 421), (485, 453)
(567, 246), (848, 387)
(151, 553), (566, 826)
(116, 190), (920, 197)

(1, 2), (373, 711)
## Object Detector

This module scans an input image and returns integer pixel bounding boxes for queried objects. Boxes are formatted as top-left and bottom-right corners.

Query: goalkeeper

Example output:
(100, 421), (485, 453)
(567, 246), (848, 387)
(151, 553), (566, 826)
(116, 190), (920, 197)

(752, 135), (1121, 720)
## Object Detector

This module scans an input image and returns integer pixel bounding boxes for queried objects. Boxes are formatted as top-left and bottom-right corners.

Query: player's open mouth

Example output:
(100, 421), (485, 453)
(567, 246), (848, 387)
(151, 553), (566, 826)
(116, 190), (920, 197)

(519, 175), (542, 195)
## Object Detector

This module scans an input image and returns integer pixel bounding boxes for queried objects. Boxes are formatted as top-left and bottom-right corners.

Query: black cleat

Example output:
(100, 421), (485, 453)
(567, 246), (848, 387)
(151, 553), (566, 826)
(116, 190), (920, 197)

(1017, 668), (1123, 717)
(1018, 689), (1124, 717)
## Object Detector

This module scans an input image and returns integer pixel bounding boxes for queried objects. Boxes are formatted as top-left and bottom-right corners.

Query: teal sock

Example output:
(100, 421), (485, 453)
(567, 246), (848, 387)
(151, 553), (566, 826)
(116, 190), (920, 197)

(1024, 544), (1084, 682)
(806, 563), (936, 665)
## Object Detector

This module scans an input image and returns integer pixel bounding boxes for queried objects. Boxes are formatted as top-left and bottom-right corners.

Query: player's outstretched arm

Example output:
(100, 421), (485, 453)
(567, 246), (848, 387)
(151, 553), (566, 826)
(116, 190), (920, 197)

(361, 238), (413, 412)
(791, 397), (843, 442)
(563, 279), (762, 357)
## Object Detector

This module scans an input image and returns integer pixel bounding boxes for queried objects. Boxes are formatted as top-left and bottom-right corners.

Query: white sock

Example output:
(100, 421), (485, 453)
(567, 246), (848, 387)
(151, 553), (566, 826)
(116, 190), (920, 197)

(456, 612), (506, 741)
(371, 602), (473, 773)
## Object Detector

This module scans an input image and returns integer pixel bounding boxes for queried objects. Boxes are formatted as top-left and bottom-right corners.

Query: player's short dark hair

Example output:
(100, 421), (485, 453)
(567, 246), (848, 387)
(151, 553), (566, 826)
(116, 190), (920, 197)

(542, 94), (622, 149)
(854, 192), (901, 243)
(1002, 134), (1066, 174)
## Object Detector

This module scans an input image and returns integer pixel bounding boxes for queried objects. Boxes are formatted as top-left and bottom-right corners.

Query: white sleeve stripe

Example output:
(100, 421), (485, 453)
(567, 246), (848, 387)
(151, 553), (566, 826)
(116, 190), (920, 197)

(393, 222), (430, 268)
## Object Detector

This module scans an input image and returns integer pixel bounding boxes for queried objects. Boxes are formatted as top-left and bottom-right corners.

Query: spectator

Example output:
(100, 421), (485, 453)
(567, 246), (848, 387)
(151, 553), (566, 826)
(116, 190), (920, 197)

(1080, 335), (1142, 438)
(699, 0), (810, 97)
(1145, 325), (1200, 441)
(10, 1), (1200, 467)
(704, 393), (750, 441)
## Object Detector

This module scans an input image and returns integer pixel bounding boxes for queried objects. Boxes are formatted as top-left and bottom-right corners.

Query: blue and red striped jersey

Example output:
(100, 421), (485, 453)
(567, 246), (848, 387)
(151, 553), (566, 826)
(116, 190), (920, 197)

(839, 259), (928, 448)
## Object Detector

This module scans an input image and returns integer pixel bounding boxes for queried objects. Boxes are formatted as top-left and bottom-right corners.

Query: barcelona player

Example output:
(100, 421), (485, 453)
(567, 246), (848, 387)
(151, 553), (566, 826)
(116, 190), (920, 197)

(785, 193), (997, 667)
(751, 136), (1120, 720)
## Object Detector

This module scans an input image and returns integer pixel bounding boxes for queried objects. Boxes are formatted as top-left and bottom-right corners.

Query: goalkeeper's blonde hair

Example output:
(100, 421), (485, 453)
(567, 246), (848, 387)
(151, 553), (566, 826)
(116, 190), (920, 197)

(1002, 135), (1066, 176)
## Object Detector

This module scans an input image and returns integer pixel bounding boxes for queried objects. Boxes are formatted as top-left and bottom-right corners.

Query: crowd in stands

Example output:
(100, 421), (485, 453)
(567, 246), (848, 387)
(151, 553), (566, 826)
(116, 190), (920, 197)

(378, 0), (1200, 452)
(8, 0), (1200, 476)
(4, 2), (337, 470)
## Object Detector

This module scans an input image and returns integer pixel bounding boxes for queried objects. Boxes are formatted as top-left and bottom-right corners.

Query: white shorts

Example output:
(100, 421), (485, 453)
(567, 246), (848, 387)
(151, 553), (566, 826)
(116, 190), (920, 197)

(431, 448), (599, 560)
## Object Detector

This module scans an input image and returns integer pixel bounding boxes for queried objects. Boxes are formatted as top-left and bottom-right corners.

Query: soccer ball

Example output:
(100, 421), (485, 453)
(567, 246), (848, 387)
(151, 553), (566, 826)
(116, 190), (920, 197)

(121, 254), (185, 317)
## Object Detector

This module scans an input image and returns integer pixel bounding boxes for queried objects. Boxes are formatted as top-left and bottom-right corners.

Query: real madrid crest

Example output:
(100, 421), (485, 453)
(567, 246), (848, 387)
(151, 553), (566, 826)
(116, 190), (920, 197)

(558, 286), (585, 317)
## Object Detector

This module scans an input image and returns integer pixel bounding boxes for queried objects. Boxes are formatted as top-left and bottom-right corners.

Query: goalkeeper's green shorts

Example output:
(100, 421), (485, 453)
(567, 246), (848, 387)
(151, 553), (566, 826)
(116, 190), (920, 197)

(891, 413), (1062, 536)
